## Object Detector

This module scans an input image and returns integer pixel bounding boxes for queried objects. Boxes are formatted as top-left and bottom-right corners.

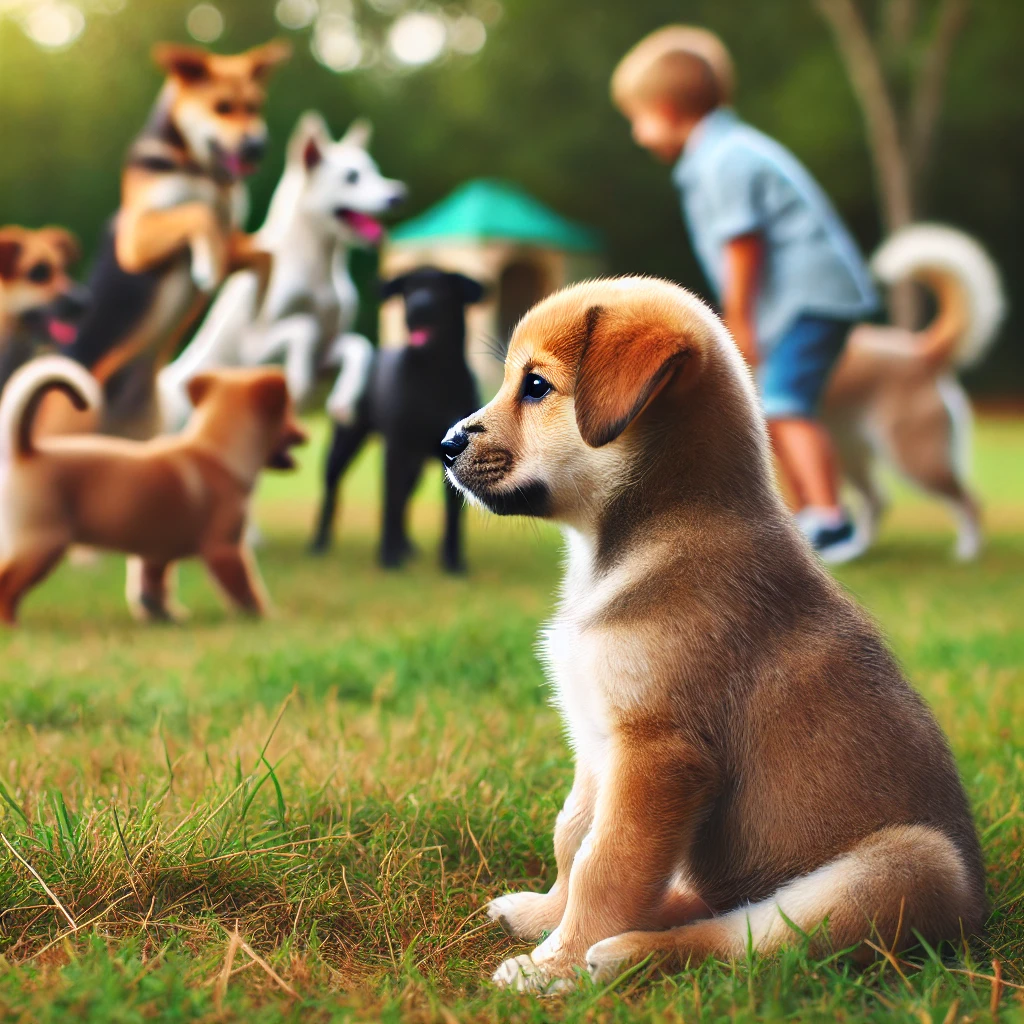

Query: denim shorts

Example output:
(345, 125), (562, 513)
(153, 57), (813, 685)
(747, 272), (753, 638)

(758, 314), (853, 420)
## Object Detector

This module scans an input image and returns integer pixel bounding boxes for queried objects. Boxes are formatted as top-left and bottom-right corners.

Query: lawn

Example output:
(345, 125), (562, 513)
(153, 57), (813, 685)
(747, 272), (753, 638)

(0, 416), (1021, 1023)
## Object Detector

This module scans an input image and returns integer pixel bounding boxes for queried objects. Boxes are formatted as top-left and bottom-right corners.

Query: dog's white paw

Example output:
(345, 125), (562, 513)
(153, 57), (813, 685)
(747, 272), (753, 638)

(491, 954), (575, 994)
(586, 935), (635, 984)
(487, 892), (562, 940)
(190, 237), (224, 292)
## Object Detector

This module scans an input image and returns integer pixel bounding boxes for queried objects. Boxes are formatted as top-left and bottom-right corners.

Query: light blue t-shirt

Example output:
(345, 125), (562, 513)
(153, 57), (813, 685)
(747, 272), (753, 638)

(673, 108), (880, 350)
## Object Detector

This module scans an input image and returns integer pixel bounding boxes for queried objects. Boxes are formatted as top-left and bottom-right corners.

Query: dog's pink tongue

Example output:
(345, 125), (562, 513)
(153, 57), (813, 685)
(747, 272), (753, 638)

(48, 319), (77, 345)
(346, 211), (384, 244)
(223, 153), (254, 179)
(408, 328), (430, 347)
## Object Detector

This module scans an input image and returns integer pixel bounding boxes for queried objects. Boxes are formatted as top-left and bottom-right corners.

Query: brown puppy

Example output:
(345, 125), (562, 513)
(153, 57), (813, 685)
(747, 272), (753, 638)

(0, 226), (88, 387)
(441, 277), (984, 991)
(0, 356), (305, 624)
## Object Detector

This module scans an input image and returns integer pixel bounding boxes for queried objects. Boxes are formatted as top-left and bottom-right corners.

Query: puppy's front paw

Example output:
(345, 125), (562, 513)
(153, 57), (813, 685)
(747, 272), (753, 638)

(586, 933), (645, 984)
(491, 954), (576, 994)
(190, 237), (225, 292)
(487, 892), (563, 941)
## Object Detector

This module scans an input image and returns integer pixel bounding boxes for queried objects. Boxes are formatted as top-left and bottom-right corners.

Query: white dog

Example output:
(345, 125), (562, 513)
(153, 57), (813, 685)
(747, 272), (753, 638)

(158, 112), (406, 430)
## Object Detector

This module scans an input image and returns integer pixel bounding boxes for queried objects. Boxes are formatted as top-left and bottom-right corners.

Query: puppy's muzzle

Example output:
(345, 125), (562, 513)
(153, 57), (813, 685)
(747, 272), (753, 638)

(441, 427), (470, 466)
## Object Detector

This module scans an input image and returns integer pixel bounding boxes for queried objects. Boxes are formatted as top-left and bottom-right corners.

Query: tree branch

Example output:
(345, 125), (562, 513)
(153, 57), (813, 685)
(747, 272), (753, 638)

(907, 0), (971, 199)
(814, 0), (914, 230)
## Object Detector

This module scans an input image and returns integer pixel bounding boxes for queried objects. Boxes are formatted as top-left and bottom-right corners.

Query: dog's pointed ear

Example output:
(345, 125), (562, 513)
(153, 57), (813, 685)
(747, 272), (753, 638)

(187, 372), (217, 408)
(152, 43), (211, 82)
(448, 273), (486, 306)
(340, 118), (372, 150)
(0, 231), (23, 281)
(251, 371), (289, 418)
(41, 227), (80, 267)
(288, 111), (331, 171)
(574, 304), (698, 448)
(247, 39), (292, 82)
(379, 273), (410, 300)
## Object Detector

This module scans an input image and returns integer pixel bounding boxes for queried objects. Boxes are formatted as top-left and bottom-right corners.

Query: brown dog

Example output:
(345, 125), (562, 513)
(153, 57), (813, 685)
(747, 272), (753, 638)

(38, 40), (291, 444)
(0, 226), (88, 388)
(441, 277), (984, 991)
(0, 356), (305, 624)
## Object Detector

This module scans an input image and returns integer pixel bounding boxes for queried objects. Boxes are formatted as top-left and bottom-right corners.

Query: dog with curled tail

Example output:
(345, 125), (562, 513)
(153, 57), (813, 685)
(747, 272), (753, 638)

(441, 276), (984, 992)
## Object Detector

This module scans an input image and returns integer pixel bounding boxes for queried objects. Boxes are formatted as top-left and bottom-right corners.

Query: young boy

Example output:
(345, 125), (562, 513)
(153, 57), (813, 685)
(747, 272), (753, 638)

(612, 26), (880, 563)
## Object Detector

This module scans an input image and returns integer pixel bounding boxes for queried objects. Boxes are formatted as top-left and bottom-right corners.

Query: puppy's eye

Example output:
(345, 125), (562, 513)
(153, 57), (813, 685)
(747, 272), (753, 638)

(215, 100), (235, 116)
(27, 262), (53, 284)
(521, 373), (553, 402)
(345, 169), (360, 184)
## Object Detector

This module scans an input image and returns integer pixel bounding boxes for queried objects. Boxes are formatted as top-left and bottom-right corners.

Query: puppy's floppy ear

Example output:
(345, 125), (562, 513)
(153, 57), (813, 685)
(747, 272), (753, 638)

(574, 304), (698, 448)
(41, 227), (81, 266)
(379, 273), (411, 300)
(448, 273), (486, 306)
(250, 371), (289, 418)
(187, 372), (216, 408)
(152, 42), (210, 82)
(0, 231), (23, 281)
(339, 118), (372, 150)
(246, 39), (292, 82)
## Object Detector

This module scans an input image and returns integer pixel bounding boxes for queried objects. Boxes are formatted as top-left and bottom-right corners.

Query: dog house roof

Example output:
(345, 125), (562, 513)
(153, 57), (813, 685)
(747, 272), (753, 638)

(390, 179), (601, 253)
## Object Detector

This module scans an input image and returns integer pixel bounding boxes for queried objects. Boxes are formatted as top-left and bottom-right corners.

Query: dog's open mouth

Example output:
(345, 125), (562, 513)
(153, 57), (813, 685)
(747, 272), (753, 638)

(334, 209), (385, 245)
(47, 318), (78, 345)
(267, 424), (308, 471)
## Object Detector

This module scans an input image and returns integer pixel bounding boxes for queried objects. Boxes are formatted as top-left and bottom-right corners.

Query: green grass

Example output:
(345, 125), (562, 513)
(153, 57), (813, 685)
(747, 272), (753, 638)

(0, 417), (1022, 1022)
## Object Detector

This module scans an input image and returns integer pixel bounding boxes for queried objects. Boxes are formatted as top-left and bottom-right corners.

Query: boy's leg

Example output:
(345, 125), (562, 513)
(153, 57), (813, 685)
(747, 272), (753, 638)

(768, 418), (842, 512)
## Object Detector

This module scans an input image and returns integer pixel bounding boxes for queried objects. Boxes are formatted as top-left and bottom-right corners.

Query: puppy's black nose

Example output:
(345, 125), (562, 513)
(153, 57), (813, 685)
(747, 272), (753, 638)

(441, 428), (470, 465)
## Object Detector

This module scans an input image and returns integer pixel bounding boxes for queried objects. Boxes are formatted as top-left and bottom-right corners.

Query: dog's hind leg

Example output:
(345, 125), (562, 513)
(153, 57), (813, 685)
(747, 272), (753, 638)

(310, 420), (370, 554)
(381, 445), (424, 569)
(0, 541), (67, 624)
(586, 824), (982, 984)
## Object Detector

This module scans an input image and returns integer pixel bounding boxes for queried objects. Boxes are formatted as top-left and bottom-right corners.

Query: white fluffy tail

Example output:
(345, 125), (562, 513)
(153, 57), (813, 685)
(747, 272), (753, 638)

(0, 355), (101, 460)
(871, 223), (1006, 368)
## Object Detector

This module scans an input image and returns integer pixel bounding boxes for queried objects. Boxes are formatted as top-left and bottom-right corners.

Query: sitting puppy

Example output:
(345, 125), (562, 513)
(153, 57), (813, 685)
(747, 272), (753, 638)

(0, 226), (89, 392)
(0, 356), (305, 624)
(442, 278), (984, 991)
(310, 267), (485, 572)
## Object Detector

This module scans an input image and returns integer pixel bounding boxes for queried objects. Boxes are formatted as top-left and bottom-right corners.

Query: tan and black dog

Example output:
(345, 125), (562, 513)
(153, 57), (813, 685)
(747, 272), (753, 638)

(0, 356), (305, 625)
(40, 40), (290, 441)
(441, 277), (984, 991)
(0, 226), (89, 390)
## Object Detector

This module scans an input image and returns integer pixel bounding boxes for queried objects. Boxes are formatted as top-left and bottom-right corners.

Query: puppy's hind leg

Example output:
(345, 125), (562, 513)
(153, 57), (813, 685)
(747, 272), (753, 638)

(202, 544), (269, 616)
(380, 445), (423, 569)
(440, 473), (466, 574)
(587, 824), (983, 983)
(310, 420), (370, 554)
(0, 540), (67, 625)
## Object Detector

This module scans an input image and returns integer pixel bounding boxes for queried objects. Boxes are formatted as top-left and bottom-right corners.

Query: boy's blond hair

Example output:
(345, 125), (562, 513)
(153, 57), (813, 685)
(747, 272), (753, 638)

(611, 26), (735, 118)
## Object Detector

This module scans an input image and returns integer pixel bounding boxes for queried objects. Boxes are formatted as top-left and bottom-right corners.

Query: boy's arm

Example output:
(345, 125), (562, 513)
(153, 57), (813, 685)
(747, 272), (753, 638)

(722, 233), (762, 367)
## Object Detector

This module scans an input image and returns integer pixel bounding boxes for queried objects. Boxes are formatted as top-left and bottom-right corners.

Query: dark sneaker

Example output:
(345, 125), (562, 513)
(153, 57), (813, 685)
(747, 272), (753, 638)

(797, 509), (869, 565)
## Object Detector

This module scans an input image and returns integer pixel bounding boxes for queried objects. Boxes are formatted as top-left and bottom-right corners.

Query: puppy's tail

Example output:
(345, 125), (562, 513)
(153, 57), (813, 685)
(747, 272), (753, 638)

(0, 355), (102, 460)
(871, 223), (1006, 369)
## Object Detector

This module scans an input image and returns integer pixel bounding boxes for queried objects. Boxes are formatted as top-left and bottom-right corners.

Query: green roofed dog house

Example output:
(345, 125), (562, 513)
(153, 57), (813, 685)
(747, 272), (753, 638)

(381, 179), (603, 390)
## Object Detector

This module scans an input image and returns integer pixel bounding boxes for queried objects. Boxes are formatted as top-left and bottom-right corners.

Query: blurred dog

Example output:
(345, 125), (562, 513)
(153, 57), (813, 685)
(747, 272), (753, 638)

(825, 224), (1006, 559)
(40, 40), (291, 442)
(0, 356), (305, 625)
(158, 112), (406, 430)
(311, 267), (485, 571)
(442, 277), (984, 991)
(0, 226), (89, 390)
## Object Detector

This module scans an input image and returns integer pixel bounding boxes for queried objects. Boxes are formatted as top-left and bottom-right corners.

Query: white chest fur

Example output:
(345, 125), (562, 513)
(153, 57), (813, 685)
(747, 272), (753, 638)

(539, 528), (654, 777)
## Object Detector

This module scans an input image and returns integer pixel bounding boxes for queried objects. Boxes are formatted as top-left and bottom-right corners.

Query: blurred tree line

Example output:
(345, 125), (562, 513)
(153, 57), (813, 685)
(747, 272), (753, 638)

(0, 0), (1020, 392)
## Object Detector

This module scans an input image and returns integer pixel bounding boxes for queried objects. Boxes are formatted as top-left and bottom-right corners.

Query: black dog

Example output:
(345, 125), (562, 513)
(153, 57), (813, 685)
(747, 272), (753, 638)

(310, 267), (485, 571)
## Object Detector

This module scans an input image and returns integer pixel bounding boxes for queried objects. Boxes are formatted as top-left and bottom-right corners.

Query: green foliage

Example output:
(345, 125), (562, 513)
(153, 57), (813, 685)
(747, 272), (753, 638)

(0, 0), (1021, 389)
(0, 419), (1021, 1021)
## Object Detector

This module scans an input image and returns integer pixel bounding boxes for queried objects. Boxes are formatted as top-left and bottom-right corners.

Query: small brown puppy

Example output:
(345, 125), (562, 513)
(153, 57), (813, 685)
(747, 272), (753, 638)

(0, 356), (305, 624)
(441, 277), (984, 991)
